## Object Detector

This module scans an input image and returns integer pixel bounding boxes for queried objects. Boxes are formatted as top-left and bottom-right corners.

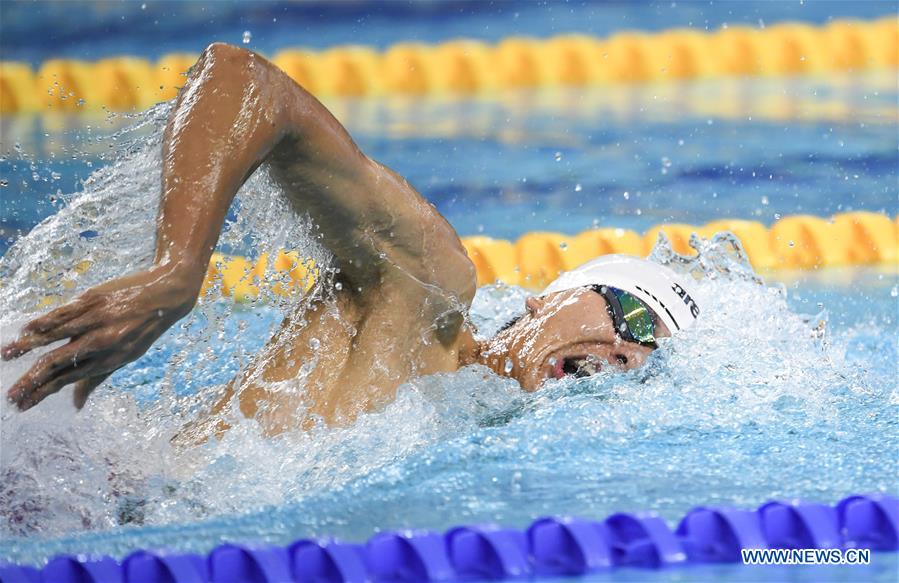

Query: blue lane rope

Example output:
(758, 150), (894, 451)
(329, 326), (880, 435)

(1, 493), (897, 582)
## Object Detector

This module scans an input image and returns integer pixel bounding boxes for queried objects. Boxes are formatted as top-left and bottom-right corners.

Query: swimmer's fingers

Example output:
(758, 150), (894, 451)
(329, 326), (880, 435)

(73, 372), (113, 410)
(2, 316), (99, 361)
(21, 294), (98, 335)
(7, 338), (100, 410)
(1, 297), (96, 360)
(18, 364), (96, 412)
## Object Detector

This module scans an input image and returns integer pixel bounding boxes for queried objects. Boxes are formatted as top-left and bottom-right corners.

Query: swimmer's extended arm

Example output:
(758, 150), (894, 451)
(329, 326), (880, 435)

(3, 42), (473, 411)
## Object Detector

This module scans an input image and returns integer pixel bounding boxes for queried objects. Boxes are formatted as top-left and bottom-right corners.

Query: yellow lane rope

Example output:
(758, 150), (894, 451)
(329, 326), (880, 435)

(197, 211), (897, 300)
(1, 17), (896, 115)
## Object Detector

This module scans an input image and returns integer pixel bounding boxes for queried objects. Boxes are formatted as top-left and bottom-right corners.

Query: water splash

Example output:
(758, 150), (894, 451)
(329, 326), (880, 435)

(0, 104), (169, 317)
(0, 111), (896, 566)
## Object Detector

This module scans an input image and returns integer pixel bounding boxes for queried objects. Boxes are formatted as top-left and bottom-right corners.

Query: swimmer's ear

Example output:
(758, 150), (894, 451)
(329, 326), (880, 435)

(73, 373), (111, 410)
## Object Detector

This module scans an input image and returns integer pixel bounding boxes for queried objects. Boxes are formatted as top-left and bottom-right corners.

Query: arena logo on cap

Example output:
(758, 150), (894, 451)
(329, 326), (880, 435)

(672, 283), (700, 318)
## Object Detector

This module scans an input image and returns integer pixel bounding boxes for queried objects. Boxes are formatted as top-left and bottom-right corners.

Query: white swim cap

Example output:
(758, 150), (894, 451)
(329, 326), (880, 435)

(542, 254), (700, 333)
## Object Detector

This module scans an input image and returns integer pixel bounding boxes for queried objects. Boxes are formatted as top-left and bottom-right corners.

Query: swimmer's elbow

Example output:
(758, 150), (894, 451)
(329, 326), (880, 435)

(199, 42), (253, 66)
(191, 43), (265, 91)
(194, 42), (312, 121)
(189, 43), (298, 128)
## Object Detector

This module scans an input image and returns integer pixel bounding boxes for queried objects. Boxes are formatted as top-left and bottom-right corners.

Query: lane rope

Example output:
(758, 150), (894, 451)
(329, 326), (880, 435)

(1, 17), (896, 114)
(1, 493), (896, 581)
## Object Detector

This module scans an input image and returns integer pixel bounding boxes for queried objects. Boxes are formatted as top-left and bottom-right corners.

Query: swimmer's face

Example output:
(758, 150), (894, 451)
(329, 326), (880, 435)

(481, 287), (671, 391)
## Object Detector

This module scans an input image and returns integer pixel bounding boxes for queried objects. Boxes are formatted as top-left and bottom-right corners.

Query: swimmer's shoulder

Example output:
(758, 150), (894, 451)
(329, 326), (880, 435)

(368, 159), (477, 311)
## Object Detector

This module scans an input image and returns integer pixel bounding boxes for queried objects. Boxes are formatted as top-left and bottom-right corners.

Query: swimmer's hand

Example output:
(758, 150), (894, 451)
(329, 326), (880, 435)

(2, 264), (199, 411)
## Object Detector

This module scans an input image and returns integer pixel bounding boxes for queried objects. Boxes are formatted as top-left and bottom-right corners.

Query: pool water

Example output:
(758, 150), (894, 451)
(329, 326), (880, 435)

(1, 44), (898, 583)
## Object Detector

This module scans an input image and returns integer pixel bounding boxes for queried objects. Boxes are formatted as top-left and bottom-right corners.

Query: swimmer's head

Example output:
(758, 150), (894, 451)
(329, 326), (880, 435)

(479, 255), (700, 391)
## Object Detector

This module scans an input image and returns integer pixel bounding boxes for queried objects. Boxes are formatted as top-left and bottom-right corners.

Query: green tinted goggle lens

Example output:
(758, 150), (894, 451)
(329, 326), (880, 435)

(592, 285), (657, 347)
(614, 288), (656, 344)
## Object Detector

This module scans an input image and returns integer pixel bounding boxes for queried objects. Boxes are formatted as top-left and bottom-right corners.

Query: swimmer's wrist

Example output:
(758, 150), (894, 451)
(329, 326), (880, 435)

(150, 260), (206, 309)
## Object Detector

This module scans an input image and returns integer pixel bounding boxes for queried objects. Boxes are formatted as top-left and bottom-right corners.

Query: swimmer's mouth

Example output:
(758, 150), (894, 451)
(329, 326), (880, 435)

(551, 355), (602, 379)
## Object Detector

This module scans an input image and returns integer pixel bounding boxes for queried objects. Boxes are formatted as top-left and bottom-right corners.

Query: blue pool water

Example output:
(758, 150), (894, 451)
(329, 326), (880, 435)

(1, 2), (898, 581)
(1, 84), (897, 581)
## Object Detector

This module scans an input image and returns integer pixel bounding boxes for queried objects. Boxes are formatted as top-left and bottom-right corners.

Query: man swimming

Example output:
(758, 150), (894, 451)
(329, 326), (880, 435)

(2, 43), (699, 434)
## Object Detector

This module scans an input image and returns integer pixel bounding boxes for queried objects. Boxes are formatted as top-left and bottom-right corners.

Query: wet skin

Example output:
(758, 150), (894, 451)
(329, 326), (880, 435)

(480, 288), (671, 393)
(2, 43), (664, 434)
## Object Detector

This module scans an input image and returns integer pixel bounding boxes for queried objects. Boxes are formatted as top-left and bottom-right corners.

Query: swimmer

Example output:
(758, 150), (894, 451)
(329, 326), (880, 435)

(2, 43), (699, 434)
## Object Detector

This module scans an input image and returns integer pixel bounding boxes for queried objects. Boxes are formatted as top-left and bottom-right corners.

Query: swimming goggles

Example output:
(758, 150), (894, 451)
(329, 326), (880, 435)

(591, 285), (658, 348)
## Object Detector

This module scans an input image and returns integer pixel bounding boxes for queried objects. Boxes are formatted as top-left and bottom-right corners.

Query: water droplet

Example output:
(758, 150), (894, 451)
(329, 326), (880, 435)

(761, 196), (769, 205)
(554, 152), (562, 162)
(141, 2), (146, 8)
(623, 191), (630, 200)
(788, 240), (795, 247)
(891, 286), (898, 298)
(504, 358), (514, 374)
(334, 282), (343, 291)
(660, 157), (672, 175)
(0, 179), (7, 188)
(574, 183), (582, 192)
(242, 30), (252, 44)
(309, 337), (321, 350)
(559, 242), (568, 250)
